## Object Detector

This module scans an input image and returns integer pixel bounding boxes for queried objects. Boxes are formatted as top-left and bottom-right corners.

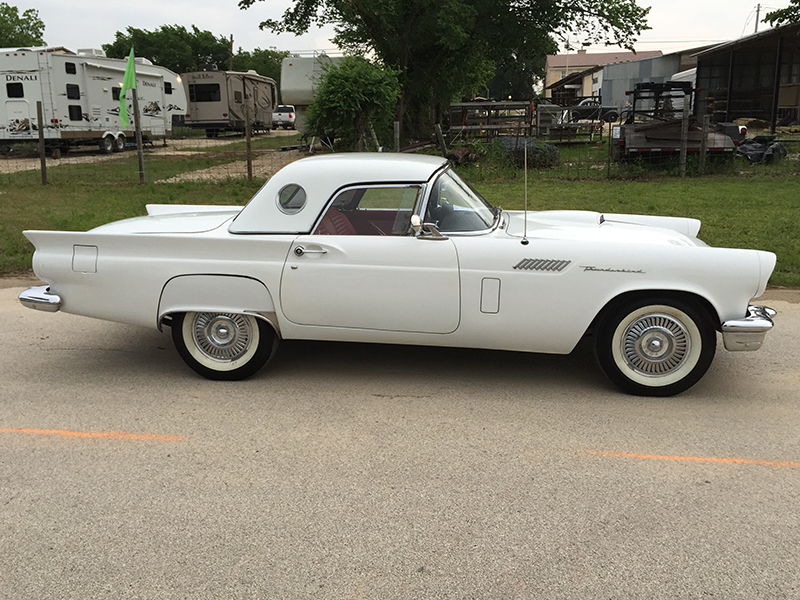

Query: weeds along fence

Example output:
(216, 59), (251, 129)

(0, 128), (307, 187)
(447, 132), (800, 183)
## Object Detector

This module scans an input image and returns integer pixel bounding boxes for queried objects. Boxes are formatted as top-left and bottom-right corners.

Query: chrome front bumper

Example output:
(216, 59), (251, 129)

(19, 285), (62, 313)
(721, 305), (776, 351)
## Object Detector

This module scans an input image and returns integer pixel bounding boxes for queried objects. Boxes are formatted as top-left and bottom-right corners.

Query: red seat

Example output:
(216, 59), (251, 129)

(316, 209), (357, 235)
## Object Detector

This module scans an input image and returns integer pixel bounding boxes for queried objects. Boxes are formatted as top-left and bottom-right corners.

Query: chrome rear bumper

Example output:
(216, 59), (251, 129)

(721, 305), (775, 351)
(19, 285), (62, 313)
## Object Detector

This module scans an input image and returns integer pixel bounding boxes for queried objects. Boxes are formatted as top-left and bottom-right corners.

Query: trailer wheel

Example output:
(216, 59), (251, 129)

(99, 135), (114, 154)
(113, 135), (125, 152)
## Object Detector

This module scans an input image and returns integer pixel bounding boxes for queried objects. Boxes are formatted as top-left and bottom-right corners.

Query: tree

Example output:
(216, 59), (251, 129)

(238, 0), (650, 136)
(231, 47), (289, 84)
(103, 25), (231, 74)
(0, 2), (45, 47)
(306, 57), (401, 150)
(765, 1), (800, 27)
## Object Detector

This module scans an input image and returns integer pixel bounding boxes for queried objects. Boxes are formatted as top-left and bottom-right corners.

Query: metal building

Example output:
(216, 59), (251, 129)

(695, 23), (800, 129)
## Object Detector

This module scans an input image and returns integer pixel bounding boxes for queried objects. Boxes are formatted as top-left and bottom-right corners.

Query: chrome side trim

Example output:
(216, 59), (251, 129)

(721, 305), (776, 351)
(19, 285), (62, 313)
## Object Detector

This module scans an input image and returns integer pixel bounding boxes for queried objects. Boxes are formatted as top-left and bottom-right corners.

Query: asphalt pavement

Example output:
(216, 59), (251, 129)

(1, 284), (798, 599)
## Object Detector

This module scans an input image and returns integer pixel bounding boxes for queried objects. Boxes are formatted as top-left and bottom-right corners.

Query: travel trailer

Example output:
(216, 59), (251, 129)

(0, 46), (185, 153)
(279, 54), (343, 130)
(183, 69), (277, 136)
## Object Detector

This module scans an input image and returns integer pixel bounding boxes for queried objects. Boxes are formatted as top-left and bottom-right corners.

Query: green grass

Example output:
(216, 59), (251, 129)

(470, 176), (800, 287)
(1, 137), (799, 287)
(0, 178), (264, 273)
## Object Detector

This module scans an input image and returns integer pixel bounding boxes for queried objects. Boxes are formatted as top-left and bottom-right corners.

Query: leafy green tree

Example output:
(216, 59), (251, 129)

(0, 2), (45, 47)
(238, 0), (650, 136)
(487, 38), (557, 100)
(765, 1), (800, 27)
(306, 57), (401, 150)
(102, 25), (231, 74)
(232, 47), (289, 84)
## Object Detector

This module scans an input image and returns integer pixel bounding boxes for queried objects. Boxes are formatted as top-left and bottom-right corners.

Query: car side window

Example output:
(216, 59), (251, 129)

(315, 185), (421, 236)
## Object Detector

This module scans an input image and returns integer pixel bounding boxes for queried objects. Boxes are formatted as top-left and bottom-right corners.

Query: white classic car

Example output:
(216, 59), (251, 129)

(20, 153), (776, 396)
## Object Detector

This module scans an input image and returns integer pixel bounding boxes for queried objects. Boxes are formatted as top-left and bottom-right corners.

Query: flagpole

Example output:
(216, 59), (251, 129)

(132, 84), (145, 184)
(120, 47), (145, 184)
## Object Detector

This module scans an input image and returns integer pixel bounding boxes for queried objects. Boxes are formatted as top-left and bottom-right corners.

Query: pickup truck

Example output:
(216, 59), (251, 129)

(272, 105), (296, 130)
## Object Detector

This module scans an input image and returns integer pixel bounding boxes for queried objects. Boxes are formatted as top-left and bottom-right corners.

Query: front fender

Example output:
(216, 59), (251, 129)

(158, 275), (278, 334)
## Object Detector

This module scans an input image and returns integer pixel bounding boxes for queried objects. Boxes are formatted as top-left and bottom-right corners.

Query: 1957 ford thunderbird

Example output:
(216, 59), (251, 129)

(20, 153), (776, 396)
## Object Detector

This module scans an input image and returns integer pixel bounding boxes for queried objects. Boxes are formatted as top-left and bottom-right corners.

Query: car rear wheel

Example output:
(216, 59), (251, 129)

(171, 311), (277, 380)
(596, 297), (716, 396)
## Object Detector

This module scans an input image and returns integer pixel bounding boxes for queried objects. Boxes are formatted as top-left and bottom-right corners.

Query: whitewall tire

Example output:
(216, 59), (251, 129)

(596, 297), (716, 396)
(171, 312), (277, 380)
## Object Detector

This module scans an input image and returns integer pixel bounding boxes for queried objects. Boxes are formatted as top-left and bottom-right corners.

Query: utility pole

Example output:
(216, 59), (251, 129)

(755, 3), (761, 34)
(229, 35), (234, 71)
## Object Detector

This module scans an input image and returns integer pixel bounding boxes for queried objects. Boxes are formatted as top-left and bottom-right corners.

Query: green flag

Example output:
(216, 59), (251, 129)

(119, 47), (136, 128)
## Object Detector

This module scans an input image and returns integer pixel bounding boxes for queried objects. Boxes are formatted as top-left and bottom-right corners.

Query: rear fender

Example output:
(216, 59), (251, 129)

(158, 275), (279, 335)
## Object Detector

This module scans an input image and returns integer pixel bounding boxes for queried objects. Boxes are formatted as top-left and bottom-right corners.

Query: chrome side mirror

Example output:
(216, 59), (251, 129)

(411, 214), (448, 240)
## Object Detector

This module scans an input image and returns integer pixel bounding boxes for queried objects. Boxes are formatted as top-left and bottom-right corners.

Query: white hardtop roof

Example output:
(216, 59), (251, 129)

(229, 153), (449, 234)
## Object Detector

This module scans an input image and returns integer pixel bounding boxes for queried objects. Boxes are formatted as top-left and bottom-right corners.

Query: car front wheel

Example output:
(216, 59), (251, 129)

(596, 297), (716, 396)
(171, 311), (277, 380)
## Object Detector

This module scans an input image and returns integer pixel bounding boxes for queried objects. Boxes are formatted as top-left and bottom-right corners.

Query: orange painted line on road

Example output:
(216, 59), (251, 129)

(0, 428), (185, 442)
(588, 450), (800, 468)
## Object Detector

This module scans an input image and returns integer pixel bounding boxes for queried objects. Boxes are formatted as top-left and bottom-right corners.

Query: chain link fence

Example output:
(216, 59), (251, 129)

(2, 122), (799, 188)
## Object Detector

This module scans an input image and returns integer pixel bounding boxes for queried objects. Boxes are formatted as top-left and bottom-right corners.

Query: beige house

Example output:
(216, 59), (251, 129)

(544, 50), (662, 99)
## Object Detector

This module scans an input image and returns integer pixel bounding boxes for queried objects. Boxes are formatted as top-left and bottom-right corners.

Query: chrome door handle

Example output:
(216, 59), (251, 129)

(294, 245), (328, 256)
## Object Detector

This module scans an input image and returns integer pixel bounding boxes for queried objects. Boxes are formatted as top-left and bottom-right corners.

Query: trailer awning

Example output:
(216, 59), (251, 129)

(83, 61), (163, 79)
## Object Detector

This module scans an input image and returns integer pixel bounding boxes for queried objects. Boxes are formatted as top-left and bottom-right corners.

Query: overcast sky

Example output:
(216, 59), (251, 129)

(16, 0), (795, 57)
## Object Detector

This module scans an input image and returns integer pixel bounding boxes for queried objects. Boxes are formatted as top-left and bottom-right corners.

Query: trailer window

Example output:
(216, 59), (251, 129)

(65, 62), (77, 74)
(68, 105), (83, 121)
(188, 83), (221, 103)
(234, 91), (242, 104)
(164, 82), (172, 94)
(66, 84), (80, 100)
(6, 82), (24, 98)
(112, 87), (121, 101)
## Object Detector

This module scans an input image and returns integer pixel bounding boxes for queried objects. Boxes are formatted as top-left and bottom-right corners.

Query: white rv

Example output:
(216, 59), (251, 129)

(183, 69), (277, 137)
(279, 54), (343, 130)
(0, 46), (185, 153)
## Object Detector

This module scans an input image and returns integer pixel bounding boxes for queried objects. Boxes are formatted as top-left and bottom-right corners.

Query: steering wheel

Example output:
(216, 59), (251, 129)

(427, 197), (453, 227)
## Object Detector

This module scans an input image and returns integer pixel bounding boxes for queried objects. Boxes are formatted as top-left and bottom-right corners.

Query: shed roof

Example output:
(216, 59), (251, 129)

(694, 23), (800, 58)
(546, 51), (662, 69)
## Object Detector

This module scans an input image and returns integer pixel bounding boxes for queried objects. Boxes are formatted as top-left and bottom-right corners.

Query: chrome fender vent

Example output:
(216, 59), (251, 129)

(513, 258), (571, 272)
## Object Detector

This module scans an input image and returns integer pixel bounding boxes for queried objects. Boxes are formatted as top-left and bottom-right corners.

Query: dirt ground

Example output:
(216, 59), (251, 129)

(0, 130), (300, 177)
(158, 148), (308, 183)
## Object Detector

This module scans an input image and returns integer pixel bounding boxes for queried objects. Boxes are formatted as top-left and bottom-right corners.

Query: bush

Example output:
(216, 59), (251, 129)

(497, 137), (559, 168)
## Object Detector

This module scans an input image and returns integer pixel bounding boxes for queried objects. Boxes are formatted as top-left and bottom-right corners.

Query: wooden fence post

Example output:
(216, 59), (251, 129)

(37, 101), (46, 185)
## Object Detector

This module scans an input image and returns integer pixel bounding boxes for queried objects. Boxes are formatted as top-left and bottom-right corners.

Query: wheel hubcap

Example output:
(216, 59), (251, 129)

(192, 313), (252, 362)
(621, 313), (690, 376)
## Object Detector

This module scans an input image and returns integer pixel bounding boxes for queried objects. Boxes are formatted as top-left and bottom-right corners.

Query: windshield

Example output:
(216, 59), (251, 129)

(424, 170), (497, 232)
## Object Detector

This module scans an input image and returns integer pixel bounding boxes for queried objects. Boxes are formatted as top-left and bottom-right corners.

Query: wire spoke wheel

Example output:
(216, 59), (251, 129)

(620, 313), (690, 377)
(192, 313), (254, 362)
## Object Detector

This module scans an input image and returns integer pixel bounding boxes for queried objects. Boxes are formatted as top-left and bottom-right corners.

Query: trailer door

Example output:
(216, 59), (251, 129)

(5, 97), (31, 134)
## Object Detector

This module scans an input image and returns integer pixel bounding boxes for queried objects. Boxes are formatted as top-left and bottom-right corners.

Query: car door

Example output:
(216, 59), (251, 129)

(279, 185), (460, 334)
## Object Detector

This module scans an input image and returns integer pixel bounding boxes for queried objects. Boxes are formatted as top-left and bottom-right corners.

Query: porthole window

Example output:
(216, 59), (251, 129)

(277, 184), (306, 214)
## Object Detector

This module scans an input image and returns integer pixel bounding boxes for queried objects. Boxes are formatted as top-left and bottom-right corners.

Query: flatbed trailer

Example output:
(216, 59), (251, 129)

(612, 82), (738, 159)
